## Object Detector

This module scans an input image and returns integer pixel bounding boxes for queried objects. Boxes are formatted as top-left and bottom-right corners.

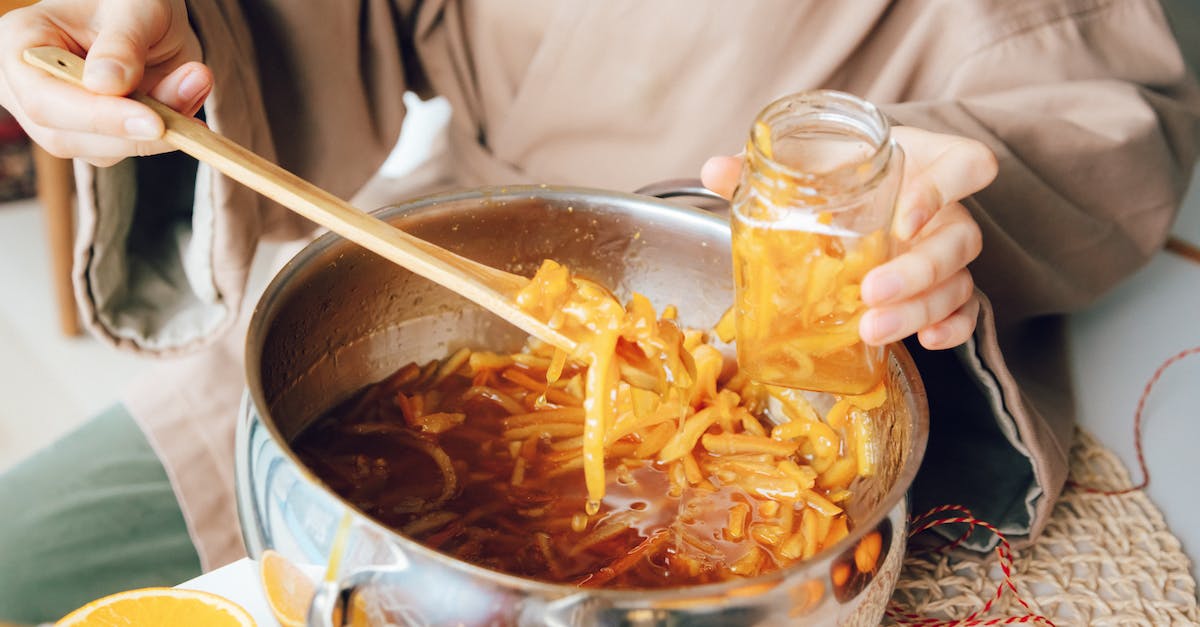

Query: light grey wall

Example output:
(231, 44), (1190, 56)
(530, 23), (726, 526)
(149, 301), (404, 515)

(1161, 0), (1200, 73)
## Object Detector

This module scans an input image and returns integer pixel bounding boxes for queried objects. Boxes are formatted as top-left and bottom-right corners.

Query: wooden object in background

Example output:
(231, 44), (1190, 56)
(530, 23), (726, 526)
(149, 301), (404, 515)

(1165, 235), (1200, 265)
(0, 0), (37, 14)
(3, 1), (80, 337)
(31, 144), (80, 336)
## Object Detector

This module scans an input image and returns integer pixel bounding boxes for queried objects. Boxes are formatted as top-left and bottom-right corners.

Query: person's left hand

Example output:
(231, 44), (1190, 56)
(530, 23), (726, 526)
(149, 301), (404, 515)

(701, 125), (998, 351)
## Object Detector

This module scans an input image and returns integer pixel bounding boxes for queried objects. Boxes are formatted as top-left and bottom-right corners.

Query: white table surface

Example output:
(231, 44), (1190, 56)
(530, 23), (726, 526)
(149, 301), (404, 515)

(182, 170), (1200, 615)
(1068, 177), (1200, 586)
(179, 558), (277, 626)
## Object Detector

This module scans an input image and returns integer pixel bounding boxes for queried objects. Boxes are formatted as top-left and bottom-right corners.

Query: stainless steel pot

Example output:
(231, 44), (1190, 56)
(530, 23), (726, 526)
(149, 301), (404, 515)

(236, 185), (928, 626)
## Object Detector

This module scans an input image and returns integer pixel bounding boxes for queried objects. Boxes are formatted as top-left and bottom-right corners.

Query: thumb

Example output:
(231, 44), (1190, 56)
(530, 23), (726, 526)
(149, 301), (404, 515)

(83, 2), (163, 95)
(700, 155), (743, 199)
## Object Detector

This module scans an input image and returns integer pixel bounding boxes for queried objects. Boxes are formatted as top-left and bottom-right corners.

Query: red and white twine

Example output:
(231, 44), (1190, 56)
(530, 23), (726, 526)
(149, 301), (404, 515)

(886, 345), (1200, 625)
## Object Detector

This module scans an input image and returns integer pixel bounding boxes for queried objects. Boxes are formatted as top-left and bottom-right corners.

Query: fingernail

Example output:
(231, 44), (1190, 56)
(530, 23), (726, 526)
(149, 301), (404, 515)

(862, 310), (903, 344)
(85, 59), (128, 91)
(863, 271), (903, 305)
(922, 326), (949, 348)
(124, 116), (161, 140)
(177, 69), (208, 106)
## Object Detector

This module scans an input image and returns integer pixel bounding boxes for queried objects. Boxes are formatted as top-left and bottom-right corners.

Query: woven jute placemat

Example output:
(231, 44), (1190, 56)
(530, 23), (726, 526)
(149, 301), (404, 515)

(887, 429), (1198, 626)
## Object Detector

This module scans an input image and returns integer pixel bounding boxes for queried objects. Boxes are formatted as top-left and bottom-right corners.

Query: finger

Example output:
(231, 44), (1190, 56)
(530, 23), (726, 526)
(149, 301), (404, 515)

(916, 295), (981, 350)
(83, 0), (170, 95)
(146, 61), (212, 115)
(892, 128), (997, 240)
(861, 202), (981, 306)
(137, 26), (208, 104)
(30, 127), (175, 161)
(85, 157), (124, 168)
(10, 66), (164, 139)
(0, 9), (85, 99)
(859, 269), (975, 346)
(701, 155), (742, 199)
(0, 12), (165, 141)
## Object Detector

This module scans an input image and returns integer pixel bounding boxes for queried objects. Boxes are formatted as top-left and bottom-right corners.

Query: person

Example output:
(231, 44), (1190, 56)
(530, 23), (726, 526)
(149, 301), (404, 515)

(0, 0), (1196, 622)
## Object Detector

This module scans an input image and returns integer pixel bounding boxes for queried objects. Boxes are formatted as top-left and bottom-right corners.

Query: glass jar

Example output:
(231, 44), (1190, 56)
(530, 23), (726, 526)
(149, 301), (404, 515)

(732, 90), (903, 395)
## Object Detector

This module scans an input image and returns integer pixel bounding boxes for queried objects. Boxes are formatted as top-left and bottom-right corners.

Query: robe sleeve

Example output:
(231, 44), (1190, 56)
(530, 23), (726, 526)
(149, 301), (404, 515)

(72, 0), (417, 354)
(879, 0), (1199, 548)
(882, 0), (1200, 325)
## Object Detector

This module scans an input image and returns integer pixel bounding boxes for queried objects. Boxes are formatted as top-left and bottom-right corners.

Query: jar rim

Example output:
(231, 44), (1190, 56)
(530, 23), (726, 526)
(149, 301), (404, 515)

(746, 90), (896, 204)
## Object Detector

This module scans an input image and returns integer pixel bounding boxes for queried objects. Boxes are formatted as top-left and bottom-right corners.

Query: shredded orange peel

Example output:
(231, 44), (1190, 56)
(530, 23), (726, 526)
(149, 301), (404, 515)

(514, 258), (886, 518)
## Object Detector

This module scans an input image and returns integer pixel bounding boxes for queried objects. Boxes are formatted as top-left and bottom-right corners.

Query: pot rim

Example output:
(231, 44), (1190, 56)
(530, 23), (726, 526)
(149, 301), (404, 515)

(244, 183), (929, 599)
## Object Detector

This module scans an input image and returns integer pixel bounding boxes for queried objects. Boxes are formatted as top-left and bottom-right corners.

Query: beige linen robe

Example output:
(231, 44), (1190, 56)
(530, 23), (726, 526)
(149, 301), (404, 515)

(71, 0), (1200, 570)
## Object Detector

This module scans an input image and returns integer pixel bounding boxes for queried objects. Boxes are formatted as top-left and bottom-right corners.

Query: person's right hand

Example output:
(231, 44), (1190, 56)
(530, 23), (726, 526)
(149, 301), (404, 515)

(0, 0), (212, 167)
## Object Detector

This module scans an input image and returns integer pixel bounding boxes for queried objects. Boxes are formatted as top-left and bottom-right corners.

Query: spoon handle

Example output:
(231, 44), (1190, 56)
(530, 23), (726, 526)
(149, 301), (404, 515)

(24, 46), (574, 350)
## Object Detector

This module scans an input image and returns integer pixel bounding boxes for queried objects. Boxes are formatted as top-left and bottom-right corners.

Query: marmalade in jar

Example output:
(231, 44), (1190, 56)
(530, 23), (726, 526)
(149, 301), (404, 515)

(732, 212), (888, 394)
(729, 91), (902, 395)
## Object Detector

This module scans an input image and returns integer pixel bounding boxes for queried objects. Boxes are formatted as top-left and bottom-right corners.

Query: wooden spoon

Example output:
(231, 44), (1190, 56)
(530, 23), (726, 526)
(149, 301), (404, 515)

(24, 46), (576, 351)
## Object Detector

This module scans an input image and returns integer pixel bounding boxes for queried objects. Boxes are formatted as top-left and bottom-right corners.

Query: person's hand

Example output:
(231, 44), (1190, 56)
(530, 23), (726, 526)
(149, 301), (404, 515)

(0, 0), (211, 167)
(701, 126), (998, 351)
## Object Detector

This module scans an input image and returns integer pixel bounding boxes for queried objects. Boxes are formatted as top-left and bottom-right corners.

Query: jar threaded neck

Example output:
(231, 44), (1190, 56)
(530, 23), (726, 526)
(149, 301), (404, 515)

(743, 90), (894, 210)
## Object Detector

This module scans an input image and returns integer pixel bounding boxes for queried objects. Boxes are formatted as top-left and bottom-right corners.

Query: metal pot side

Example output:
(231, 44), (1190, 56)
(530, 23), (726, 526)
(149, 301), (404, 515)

(237, 186), (929, 626)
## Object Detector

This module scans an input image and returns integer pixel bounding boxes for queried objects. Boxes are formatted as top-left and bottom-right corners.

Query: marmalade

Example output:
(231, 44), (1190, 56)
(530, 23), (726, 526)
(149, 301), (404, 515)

(730, 91), (902, 395)
(292, 261), (888, 588)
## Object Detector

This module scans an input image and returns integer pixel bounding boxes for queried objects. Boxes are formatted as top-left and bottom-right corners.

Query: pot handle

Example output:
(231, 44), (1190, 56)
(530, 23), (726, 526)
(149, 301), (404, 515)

(634, 178), (729, 209)
(306, 566), (571, 627)
(309, 578), (343, 627)
(309, 569), (420, 627)
(308, 575), (760, 627)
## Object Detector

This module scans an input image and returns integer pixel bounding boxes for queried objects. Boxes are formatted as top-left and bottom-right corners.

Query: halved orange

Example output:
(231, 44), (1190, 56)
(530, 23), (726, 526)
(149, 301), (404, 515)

(56, 587), (254, 626)
(260, 549), (316, 627)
